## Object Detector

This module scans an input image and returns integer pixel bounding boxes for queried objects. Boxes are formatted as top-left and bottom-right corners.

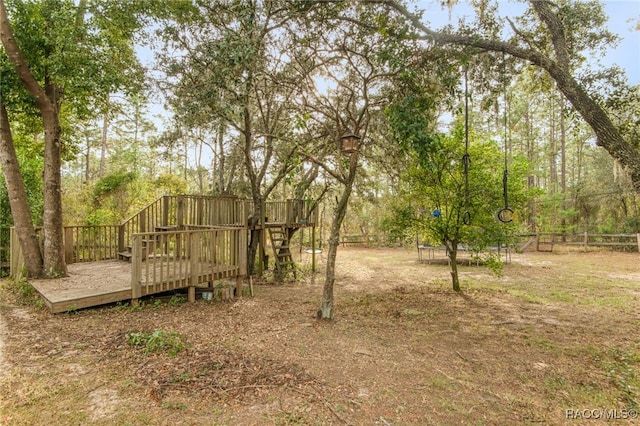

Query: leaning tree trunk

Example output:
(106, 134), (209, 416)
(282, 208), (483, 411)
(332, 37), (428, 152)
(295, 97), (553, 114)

(318, 153), (359, 320)
(0, 99), (43, 278)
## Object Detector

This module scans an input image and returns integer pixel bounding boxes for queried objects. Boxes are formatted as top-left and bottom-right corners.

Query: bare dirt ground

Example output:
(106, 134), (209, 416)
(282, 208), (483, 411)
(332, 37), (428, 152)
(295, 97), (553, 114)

(1, 247), (639, 425)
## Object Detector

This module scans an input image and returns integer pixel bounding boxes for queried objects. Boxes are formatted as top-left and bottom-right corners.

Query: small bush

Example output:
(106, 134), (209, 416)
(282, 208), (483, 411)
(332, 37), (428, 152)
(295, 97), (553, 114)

(484, 253), (504, 277)
(126, 329), (186, 356)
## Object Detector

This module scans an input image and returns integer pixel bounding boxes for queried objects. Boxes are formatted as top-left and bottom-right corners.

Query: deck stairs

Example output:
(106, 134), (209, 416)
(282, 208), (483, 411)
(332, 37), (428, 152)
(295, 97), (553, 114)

(268, 226), (297, 280)
(118, 225), (177, 262)
(118, 238), (156, 262)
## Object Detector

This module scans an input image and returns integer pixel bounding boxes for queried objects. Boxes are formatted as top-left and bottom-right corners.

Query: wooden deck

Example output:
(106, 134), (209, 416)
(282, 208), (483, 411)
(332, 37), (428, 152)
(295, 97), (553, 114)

(30, 260), (132, 313)
(29, 259), (241, 313)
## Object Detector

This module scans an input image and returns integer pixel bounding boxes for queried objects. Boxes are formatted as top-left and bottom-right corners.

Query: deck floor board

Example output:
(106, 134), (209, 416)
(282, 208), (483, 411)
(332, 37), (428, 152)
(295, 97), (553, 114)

(30, 260), (131, 313)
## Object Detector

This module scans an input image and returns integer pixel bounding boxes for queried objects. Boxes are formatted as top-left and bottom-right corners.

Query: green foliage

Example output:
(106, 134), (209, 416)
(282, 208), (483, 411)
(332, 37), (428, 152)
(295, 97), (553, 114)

(154, 174), (188, 195)
(168, 295), (186, 306)
(92, 171), (136, 200)
(482, 253), (504, 277)
(384, 113), (530, 286)
(126, 329), (186, 356)
(386, 95), (442, 161)
(5, 276), (39, 305)
(0, 130), (45, 228)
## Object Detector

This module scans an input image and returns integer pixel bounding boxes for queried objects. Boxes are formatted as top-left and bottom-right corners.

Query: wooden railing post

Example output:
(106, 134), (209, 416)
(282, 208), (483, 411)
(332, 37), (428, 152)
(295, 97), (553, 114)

(286, 199), (292, 228)
(237, 227), (247, 297)
(162, 195), (169, 227)
(139, 211), (147, 233)
(130, 235), (142, 307)
(177, 195), (185, 230)
(189, 231), (199, 302)
(64, 227), (74, 264)
(637, 233), (640, 253)
(9, 227), (24, 279)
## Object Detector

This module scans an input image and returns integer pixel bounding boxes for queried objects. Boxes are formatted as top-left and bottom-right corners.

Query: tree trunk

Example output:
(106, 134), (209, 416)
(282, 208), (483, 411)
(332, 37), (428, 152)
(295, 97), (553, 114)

(1, 0), (66, 277)
(0, 98), (43, 277)
(318, 153), (359, 320)
(41, 106), (67, 278)
(84, 133), (91, 183)
(448, 242), (460, 292)
(99, 97), (108, 178)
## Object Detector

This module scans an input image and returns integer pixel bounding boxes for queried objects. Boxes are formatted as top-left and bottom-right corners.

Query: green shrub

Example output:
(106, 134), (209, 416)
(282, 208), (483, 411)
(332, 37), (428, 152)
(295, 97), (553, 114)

(126, 329), (186, 356)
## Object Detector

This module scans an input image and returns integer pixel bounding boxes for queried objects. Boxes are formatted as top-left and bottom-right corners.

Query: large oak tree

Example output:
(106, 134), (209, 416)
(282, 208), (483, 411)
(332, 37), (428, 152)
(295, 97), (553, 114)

(0, 0), (147, 277)
(379, 0), (640, 194)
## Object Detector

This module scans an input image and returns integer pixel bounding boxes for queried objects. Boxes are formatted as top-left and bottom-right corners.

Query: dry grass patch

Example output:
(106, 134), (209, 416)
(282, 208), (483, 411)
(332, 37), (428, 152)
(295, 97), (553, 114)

(1, 247), (639, 425)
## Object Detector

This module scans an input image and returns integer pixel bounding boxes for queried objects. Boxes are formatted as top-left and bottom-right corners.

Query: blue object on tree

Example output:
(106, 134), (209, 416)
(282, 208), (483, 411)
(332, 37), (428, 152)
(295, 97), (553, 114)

(432, 209), (441, 218)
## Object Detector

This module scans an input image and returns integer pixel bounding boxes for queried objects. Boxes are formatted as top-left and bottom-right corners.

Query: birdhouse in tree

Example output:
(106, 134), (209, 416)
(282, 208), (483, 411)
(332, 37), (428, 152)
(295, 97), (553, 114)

(339, 132), (361, 155)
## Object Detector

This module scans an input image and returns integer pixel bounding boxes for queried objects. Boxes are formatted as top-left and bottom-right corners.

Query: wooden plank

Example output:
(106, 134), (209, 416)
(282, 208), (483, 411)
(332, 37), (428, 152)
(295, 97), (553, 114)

(47, 289), (132, 314)
(30, 260), (131, 312)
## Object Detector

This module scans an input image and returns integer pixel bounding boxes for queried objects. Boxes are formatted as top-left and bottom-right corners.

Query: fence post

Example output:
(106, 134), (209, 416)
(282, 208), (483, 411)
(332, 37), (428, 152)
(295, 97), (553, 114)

(637, 233), (640, 253)
(583, 231), (588, 252)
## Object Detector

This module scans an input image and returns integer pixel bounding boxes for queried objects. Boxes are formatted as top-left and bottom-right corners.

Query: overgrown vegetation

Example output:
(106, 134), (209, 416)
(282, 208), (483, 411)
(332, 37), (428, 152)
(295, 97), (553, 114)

(126, 329), (186, 356)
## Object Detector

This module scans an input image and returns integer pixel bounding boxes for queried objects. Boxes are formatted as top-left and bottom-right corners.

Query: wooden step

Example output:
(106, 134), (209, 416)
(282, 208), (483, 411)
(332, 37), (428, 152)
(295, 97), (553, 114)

(118, 252), (133, 261)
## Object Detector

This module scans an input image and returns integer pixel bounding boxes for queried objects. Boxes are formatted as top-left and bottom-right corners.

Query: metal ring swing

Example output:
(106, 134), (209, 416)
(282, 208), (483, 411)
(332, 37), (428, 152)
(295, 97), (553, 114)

(462, 66), (472, 226)
(497, 59), (513, 224)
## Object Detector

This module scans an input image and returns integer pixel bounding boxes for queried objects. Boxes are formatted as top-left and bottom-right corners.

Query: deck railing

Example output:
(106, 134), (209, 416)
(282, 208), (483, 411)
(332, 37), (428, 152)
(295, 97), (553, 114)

(251, 199), (318, 227)
(8, 195), (316, 277)
(64, 225), (120, 263)
(118, 195), (248, 253)
(10, 225), (121, 275)
(130, 227), (247, 299)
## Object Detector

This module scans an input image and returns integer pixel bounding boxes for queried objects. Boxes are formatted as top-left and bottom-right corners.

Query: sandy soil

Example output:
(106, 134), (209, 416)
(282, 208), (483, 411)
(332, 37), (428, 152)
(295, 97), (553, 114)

(0, 246), (639, 425)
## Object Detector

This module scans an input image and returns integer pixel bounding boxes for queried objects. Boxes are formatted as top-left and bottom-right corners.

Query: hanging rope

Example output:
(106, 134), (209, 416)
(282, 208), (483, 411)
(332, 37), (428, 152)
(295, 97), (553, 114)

(497, 58), (513, 224)
(462, 66), (471, 226)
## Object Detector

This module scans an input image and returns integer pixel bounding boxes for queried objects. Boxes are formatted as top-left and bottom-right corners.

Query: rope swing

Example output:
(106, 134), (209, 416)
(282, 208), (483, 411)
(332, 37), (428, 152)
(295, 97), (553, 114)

(462, 66), (472, 226)
(497, 59), (514, 224)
